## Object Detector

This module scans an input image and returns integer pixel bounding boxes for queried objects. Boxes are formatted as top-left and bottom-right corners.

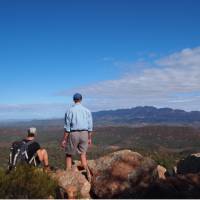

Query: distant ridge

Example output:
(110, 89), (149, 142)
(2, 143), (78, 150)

(93, 106), (200, 126)
(1, 106), (200, 127)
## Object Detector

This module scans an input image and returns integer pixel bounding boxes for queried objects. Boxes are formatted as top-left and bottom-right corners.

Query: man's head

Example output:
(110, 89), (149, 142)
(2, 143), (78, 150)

(73, 93), (82, 103)
(27, 127), (37, 137)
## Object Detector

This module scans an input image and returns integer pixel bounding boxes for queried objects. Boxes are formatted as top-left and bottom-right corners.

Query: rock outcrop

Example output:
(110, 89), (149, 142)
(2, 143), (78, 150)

(51, 168), (91, 199)
(177, 153), (200, 174)
(87, 149), (158, 198)
(50, 151), (200, 199)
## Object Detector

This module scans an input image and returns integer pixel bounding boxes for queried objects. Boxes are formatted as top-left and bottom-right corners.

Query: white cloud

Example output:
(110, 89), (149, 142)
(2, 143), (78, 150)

(59, 46), (200, 111)
(2, 46), (200, 120)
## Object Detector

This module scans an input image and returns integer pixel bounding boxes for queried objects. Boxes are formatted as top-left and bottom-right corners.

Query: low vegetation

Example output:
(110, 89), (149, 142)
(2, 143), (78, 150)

(0, 165), (58, 199)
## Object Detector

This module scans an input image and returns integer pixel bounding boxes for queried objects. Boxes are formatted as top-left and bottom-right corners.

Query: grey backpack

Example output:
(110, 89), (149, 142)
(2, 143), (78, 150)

(8, 140), (37, 170)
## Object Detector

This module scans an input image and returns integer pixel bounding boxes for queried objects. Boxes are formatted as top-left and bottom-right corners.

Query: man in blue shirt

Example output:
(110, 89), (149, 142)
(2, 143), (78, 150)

(61, 93), (93, 181)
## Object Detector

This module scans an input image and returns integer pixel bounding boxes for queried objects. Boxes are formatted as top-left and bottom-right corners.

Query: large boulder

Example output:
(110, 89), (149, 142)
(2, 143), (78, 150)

(51, 168), (91, 199)
(177, 153), (200, 174)
(88, 149), (158, 198)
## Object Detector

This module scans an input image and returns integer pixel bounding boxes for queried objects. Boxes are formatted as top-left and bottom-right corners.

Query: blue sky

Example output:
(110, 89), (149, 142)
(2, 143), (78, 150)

(1, 0), (200, 119)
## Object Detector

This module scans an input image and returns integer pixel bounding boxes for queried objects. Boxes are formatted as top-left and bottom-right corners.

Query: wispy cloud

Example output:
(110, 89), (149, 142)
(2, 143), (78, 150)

(2, 46), (200, 120)
(102, 57), (115, 61)
(59, 46), (200, 111)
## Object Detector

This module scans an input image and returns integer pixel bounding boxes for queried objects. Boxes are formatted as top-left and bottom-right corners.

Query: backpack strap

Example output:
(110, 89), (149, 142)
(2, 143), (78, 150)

(24, 139), (36, 159)
(13, 149), (20, 166)
(22, 139), (35, 147)
(24, 140), (39, 166)
(28, 153), (38, 166)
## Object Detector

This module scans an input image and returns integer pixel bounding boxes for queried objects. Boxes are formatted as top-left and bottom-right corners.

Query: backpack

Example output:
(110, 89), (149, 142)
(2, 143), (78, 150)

(8, 140), (38, 170)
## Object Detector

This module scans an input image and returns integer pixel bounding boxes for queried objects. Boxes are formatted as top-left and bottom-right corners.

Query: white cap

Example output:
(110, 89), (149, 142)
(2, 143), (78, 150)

(28, 127), (37, 136)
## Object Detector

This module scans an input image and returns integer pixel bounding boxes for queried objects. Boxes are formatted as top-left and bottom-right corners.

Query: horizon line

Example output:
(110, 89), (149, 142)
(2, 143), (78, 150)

(0, 105), (199, 123)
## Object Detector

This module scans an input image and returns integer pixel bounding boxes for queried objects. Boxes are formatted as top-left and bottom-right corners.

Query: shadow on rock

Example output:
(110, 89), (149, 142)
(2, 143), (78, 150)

(177, 153), (200, 174)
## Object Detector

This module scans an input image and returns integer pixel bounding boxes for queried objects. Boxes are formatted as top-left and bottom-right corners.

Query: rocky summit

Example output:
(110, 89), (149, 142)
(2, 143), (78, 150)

(51, 150), (158, 198)
(51, 150), (200, 199)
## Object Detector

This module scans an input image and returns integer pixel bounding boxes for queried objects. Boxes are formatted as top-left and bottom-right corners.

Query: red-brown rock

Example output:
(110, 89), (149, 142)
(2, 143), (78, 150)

(88, 149), (158, 198)
(51, 168), (91, 199)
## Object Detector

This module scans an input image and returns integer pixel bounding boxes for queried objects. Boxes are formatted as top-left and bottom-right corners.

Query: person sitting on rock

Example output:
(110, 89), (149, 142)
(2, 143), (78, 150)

(61, 93), (93, 182)
(8, 127), (50, 172)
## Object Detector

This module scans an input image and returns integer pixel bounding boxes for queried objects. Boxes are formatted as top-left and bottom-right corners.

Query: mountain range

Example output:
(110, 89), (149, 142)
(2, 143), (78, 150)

(93, 106), (200, 126)
(1, 106), (200, 127)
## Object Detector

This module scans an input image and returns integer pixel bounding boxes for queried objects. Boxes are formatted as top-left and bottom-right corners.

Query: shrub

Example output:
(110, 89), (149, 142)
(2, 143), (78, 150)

(0, 165), (58, 199)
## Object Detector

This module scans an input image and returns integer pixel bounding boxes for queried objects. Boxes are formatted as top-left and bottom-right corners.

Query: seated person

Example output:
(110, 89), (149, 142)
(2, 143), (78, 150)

(25, 127), (49, 168)
(9, 127), (50, 171)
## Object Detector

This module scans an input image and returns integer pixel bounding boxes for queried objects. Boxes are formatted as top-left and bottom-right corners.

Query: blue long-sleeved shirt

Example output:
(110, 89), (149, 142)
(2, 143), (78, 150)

(64, 103), (93, 132)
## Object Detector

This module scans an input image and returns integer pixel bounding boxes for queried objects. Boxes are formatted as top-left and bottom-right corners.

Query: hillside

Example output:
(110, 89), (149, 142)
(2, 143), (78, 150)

(1, 120), (200, 198)
(0, 124), (200, 169)
(1, 106), (200, 170)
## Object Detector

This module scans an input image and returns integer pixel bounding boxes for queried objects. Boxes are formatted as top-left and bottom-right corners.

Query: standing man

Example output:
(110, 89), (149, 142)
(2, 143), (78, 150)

(61, 93), (93, 181)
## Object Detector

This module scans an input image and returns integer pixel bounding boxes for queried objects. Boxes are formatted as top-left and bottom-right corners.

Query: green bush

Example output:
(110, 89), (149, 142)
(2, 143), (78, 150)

(0, 165), (58, 199)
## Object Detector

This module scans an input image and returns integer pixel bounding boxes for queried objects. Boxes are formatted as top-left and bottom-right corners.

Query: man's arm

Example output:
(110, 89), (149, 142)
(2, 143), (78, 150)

(61, 131), (69, 148)
(88, 111), (93, 145)
(88, 131), (92, 145)
(61, 111), (71, 148)
(64, 111), (71, 133)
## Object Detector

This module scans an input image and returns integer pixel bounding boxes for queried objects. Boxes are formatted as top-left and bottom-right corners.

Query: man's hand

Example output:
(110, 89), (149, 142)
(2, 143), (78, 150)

(61, 131), (69, 149)
(88, 138), (92, 145)
(61, 139), (66, 148)
(88, 132), (92, 146)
